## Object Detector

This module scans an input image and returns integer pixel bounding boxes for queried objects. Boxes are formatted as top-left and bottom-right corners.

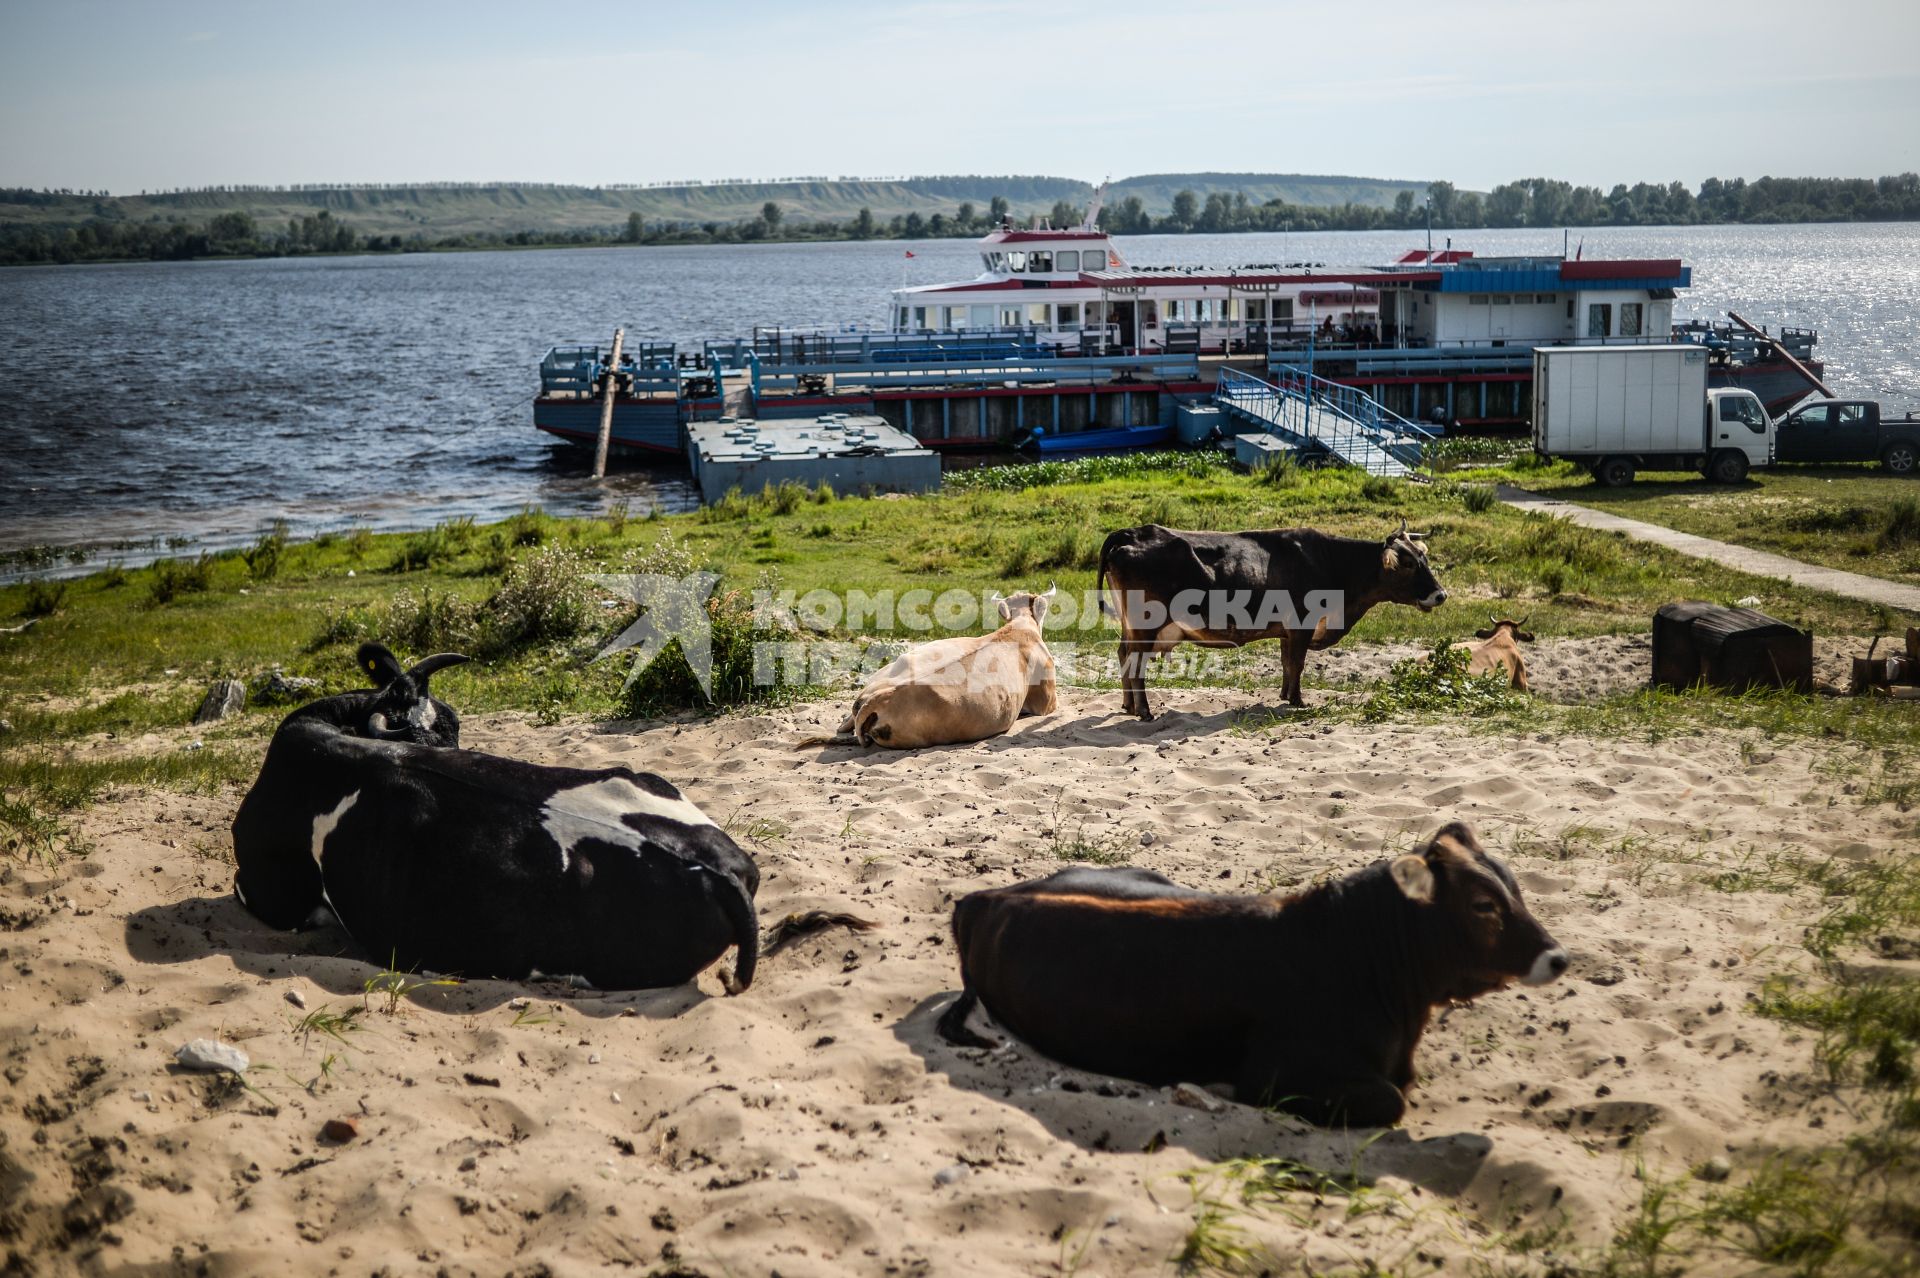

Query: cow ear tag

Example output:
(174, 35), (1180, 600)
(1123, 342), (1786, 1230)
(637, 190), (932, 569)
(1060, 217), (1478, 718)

(1390, 854), (1435, 903)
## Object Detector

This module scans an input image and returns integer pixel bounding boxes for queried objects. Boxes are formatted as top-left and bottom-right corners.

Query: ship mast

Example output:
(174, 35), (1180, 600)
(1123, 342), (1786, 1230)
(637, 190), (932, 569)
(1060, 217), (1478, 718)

(1082, 178), (1108, 231)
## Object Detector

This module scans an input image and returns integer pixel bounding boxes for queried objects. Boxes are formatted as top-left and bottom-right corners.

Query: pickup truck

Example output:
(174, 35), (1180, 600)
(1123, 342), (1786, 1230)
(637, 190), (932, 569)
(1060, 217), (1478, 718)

(1774, 399), (1920, 473)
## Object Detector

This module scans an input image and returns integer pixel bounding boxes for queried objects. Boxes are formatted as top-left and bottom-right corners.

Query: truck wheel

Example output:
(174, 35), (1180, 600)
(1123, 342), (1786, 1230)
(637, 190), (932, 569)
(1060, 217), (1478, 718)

(1708, 450), (1750, 484)
(1884, 443), (1917, 475)
(1594, 457), (1636, 487)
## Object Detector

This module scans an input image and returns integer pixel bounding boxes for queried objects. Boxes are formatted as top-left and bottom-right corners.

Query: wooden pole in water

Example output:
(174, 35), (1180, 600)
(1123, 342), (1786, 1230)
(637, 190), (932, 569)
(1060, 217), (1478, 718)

(592, 327), (626, 480)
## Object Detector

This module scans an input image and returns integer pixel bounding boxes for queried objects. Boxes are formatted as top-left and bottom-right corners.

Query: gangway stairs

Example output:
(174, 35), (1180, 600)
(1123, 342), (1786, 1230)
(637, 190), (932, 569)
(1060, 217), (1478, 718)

(1213, 367), (1439, 477)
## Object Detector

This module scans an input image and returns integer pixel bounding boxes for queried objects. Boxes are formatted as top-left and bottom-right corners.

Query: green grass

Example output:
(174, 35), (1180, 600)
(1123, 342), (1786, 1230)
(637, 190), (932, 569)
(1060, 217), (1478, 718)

(6, 461), (1920, 872)
(1501, 464), (1920, 588)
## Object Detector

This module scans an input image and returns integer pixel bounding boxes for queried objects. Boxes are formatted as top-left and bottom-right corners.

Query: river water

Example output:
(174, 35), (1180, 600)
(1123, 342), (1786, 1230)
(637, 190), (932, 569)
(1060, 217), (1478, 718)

(1, 222), (1914, 565)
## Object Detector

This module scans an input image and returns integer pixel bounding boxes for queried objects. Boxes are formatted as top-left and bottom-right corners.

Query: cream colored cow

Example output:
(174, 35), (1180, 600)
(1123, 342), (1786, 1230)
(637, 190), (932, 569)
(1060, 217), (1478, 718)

(1454, 617), (1534, 691)
(831, 587), (1058, 749)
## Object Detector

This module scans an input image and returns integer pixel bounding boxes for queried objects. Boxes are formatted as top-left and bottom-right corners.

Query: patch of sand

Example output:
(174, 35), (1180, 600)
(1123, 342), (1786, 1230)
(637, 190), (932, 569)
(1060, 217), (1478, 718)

(1, 681), (1907, 1275)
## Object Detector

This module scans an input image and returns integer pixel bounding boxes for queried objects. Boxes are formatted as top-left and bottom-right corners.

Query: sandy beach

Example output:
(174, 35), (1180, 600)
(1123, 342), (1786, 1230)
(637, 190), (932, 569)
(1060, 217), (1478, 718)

(2, 646), (1908, 1277)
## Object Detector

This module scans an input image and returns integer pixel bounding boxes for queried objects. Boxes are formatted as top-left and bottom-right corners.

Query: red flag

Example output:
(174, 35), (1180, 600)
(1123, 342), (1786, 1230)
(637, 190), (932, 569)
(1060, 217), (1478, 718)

(904, 250), (915, 258)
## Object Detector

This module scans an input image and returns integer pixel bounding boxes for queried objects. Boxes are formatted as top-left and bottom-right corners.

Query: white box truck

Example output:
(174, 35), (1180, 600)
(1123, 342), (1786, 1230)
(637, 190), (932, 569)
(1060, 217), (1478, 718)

(1532, 345), (1773, 486)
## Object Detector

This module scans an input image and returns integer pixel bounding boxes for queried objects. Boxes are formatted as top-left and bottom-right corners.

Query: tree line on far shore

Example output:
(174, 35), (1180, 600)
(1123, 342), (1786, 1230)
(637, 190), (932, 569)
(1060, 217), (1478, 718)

(4, 173), (1917, 267)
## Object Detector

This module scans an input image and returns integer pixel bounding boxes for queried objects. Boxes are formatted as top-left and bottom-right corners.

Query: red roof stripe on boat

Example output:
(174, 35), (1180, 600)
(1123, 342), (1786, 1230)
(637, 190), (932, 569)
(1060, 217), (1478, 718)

(1560, 259), (1684, 280)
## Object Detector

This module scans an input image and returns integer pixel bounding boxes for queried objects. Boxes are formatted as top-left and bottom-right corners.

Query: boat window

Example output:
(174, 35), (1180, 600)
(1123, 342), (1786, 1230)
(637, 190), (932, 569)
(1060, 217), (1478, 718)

(1027, 303), (1050, 326)
(1086, 301), (1105, 326)
(1165, 299), (1186, 321)
(1029, 251), (1053, 272)
(1247, 299), (1267, 320)
(897, 307), (909, 330)
(982, 254), (998, 272)
(1587, 303), (1612, 338)
(1619, 303), (1643, 337)
(1056, 302), (1081, 327)
(1007, 251), (1027, 272)
(1196, 299), (1214, 322)
(912, 306), (930, 329)
(945, 306), (968, 329)
(1083, 249), (1107, 271)
(970, 305), (994, 327)
(1056, 250), (1080, 272)
(999, 306), (1022, 326)
(1273, 299), (1294, 320)
(1142, 300), (1160, 327)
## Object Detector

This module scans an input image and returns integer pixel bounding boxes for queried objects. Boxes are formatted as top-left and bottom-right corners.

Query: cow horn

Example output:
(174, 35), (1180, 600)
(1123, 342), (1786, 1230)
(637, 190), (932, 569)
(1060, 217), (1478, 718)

(1518, 614), (1531, 629)
(988, 591), (1006, 604)
(364, 712), (411, 741)
(1042, 581), (1057, 598)
(408, 652), (472, 681)
(1489, 614), (1500, 629)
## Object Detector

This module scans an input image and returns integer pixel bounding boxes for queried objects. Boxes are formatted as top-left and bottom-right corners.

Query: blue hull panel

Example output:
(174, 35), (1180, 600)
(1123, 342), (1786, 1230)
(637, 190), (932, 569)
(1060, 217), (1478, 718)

(1028, 423), (1175, 455)
(533, 399), (682, 454)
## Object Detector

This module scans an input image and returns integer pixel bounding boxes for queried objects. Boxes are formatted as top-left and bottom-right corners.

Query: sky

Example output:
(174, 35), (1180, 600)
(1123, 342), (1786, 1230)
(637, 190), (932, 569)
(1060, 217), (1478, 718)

(2, 0), (1916, 194)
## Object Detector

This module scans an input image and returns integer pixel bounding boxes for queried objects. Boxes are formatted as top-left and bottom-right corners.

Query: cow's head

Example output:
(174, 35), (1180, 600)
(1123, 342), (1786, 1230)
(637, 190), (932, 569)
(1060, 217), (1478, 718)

(1381, 521), (1447, 612)
(356, 642), (470, 747)
(993, 583), (1057, 628)
(1388, 821), (1567, 1000)
(1473, 616), (1535, 643)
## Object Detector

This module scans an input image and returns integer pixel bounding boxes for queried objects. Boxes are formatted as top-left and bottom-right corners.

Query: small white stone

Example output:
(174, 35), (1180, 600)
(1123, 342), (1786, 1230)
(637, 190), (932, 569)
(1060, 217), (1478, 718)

(131, 1091), (151, 1102)
(588, 1053), (601, 1065)
(174, 1039), (249, 1074)
(610, 1092), (621, 1103)
(285, 990), (307, 1010)
(1171, 1082), (1226, 1114)
(933, 1163), (970, 1188)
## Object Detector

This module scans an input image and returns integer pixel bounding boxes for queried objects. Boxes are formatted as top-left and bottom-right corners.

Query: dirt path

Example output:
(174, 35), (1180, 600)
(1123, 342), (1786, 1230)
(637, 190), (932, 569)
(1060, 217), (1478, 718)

(1499, 485), (1920, 613)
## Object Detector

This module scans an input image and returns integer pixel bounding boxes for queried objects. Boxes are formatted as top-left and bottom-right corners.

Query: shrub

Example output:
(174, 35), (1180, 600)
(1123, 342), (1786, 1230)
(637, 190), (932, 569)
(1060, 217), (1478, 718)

(604, 499), (631, 535)
(1461, 483), (1497, 513)
(613, 535), (812, 717)
(486, 544), (593, 648)
(1360, 474), (1400, 503)
(243, 520), (290, 581)
(436, 515), (477, 550)
(1362, 641), (1524, 723)
(502, 506), (550, 547)
(388, 526), (455, 573)
(765, 480), (806, 515)
(148, 554), (215, 605)
(945, 450), (1230, 493)
(1879, 498), (1920, 550)
(381, 587), (482, 653)
(1254, 452), (1300, 488)
(23, 578), (68, 617)
(812, 482), (835, 505)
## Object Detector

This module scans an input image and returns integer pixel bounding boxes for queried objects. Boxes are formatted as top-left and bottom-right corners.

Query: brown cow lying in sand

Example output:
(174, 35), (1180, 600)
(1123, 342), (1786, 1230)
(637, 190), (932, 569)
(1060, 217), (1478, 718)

(1455, 617), (1534, 691)
(937, 821), (1567, 1127)
(826, 586), (1058, 749)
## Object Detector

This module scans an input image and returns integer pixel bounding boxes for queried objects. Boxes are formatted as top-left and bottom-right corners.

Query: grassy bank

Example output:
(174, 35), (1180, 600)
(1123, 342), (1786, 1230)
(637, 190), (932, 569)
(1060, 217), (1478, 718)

(1510, 464), (1920, 588)
(4, 459), (1920, 856)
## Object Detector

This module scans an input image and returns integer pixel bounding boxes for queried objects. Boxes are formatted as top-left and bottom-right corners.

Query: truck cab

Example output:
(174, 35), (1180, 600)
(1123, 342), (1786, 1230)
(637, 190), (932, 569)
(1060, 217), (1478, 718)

(1773, 399), (1920, 473)
(1707, 387), (1773, 476)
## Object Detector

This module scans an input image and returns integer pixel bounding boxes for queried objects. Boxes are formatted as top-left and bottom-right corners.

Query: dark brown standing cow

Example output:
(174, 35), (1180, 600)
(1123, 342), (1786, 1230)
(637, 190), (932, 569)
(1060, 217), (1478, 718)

(937, 821), (1566, 1127)
(1097, 521), (1447, 718)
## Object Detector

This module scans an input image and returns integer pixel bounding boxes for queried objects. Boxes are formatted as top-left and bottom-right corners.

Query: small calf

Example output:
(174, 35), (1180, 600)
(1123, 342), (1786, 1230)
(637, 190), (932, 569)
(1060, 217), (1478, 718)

(937, 821), (1567, 1127)
(232, 642), (760, 991)
(1455, 616), (1534, 691)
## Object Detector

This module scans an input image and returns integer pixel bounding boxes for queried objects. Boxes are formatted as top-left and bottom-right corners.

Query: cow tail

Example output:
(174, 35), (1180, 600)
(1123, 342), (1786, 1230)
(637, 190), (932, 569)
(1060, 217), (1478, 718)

(718, 871), (759, 994)
(1096, 534), (1117, 620)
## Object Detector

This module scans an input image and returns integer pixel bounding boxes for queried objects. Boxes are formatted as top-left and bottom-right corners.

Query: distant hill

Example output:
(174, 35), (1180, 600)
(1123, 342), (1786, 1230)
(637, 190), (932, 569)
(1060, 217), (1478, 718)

(0, 172), (1433, 238)
(0, 177), (1095, 237)
(1106, 173), (1433, 215)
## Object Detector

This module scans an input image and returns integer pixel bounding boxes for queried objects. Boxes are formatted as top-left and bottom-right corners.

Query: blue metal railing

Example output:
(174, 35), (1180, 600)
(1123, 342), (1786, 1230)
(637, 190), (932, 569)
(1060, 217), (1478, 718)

(539, 342), (680, 397)
(1214, 367), (1441, 476)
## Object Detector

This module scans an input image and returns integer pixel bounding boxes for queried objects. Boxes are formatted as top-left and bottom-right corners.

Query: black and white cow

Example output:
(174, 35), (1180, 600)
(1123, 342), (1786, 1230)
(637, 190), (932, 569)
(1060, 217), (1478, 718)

(232, 643), (760, 992)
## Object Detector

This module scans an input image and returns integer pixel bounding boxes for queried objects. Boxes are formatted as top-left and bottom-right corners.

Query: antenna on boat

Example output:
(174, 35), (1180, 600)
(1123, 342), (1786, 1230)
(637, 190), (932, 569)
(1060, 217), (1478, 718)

(1083, 178), (1109, 231)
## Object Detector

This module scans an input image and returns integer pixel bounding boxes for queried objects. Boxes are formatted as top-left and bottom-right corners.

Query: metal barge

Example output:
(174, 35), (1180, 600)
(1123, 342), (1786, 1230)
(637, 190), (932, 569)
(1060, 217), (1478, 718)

(532, 218), (1827, 481)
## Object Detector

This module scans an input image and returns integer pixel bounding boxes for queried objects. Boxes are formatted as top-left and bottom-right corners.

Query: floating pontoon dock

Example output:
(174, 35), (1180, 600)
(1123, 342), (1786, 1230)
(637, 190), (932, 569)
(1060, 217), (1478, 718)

(685, 414), (940, 503)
